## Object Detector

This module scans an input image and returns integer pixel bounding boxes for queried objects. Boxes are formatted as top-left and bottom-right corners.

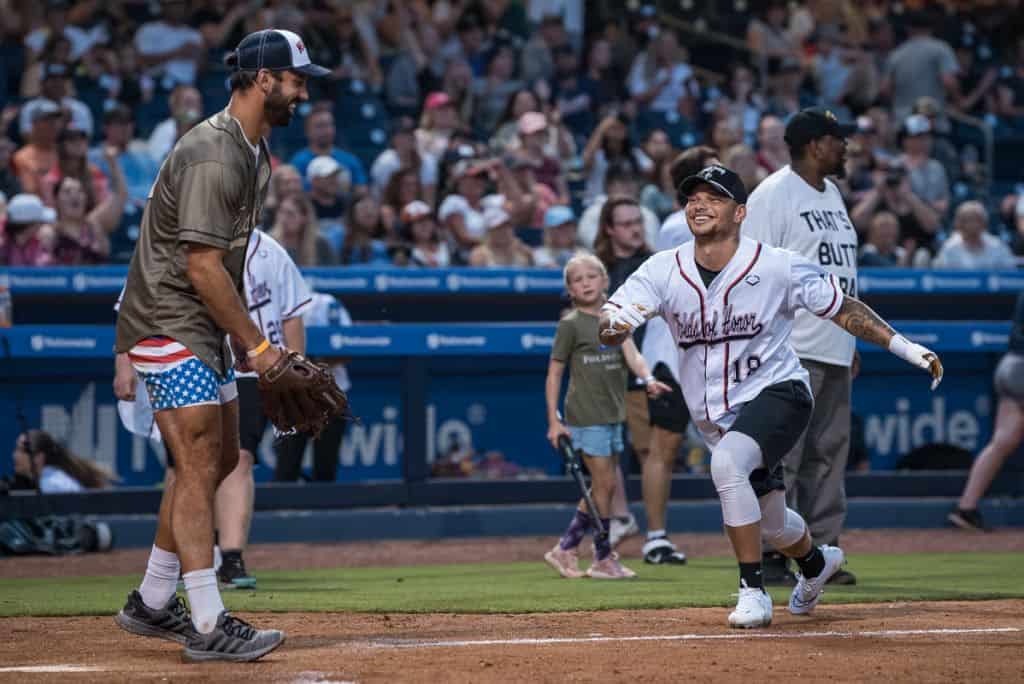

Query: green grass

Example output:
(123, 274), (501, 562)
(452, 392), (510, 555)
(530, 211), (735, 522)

(1, 552), (1022, 617)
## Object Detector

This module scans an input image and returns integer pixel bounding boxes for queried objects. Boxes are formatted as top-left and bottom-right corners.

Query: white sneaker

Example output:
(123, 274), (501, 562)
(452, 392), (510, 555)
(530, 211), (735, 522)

(608, 514), (640, 548)
(729, 586), (773, 628)
(789, 545), (845, 615)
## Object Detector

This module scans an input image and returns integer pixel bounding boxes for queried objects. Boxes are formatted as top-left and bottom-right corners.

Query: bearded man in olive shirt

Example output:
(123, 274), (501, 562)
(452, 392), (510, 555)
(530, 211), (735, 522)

(113, 30), (329, 663)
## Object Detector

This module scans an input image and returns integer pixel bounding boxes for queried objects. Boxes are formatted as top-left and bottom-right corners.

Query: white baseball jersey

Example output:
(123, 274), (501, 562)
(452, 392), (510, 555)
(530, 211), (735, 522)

(234, 230), (313, 378)
(641, 209), (693, 382)
(608, 236), (843, 446)
(743, 165), (857, 367)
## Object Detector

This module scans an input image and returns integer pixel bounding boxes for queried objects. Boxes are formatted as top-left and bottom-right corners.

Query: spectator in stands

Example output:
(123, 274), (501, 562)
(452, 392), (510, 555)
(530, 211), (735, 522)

(722, 143), (767, 194)
(271, 193), (337, 267)
(20, 33), (72, 98)
(521, 13), (567, 85)
(533, 205), (582, 268)
(192, 0), (251, 61)
(262, 164), (303, 229)
(0, 193), (57, 266)
(325, 4), (382, 90)
(306, 155), (349, 222)
(840, 139), (877, 205)
(340, 191), (391, 265)
(627, 30), (698, 115)
(746, 0), (802, 68)
(755, 114), (789, 175)
(439, 56), (476, 124)
(710, 115), (743, 160)
(13, 101), (62, 196)
(638, 128), (676, 220)
(1016, 198), (1024, 257)
(857, 108), (896, 165)
(371, 117), (436, 206)
(954, 40), (999, 118)
(147, 84), (203, 163)
(933, 201), (1016, 270)
(472, 42), (525, 135)
(550, 44), (596, 145)
(12, 429), (114, 493)
(385, 19), (443, 116)
(581, 113), (649, 207)
(41, 122), (107, 210)
(289, 107), (368, 192)
(380, 167), (422, 235)
(438, 158), (491, 254)
(441, 11), (488, 78)
(898, 114), (950, 218)
(505, 153), (556, 243)
(880, 9), (959, 121)
(0, 135), (20, 198)
(765, 57), (814, 120)
(19, 62), (94, 143)
(858, 210), (908, 267)
(468, 206), (534, 267)
(912, 96), (961, 186)
(714, 63), (766, 148)
(582, 37), (624, 116)
(134, 0), (203, 88)
(811, 25), (858, 111)
(491, 89), (576, 162)
(516, 111), (568, 202)
(89, 105), (159, 211)
(851, 160), (939, 267)
(578, 167), (659, 250)
(23, 0), (105, 62)
(400, 200), (450, 268)
(416, 91), (462, 172)
(994, 36), (1024, 131)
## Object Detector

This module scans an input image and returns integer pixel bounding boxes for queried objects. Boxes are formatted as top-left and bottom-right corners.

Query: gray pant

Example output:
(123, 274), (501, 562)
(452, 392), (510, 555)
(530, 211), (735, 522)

(783, 359), (851, 546)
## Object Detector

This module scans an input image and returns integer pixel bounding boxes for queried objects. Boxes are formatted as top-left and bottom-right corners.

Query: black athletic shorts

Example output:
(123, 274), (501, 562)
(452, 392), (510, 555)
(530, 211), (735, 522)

(647, 363), (690, 433)
(237, 376), (269, 455)
(729, 379), (813, 497)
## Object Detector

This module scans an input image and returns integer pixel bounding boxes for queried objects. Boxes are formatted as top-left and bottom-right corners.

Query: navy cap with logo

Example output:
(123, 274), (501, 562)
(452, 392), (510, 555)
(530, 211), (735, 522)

(227, 29), (330, 77)
(784, 107), (857, 148)
(678, 164), (748, 204)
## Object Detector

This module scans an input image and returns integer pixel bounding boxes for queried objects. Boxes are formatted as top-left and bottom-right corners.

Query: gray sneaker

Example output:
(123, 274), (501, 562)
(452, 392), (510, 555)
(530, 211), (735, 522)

(182, 611), (285, 663)
(115, 590), (196, 645)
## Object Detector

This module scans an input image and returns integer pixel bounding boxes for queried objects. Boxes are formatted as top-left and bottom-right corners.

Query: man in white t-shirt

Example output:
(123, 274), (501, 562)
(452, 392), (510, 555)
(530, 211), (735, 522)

(134, 0), (203, 88)
(742, 107), (859, 586)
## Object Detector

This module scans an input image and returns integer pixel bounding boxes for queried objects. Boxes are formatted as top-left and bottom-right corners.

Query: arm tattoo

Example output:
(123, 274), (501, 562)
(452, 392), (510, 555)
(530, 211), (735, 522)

(832, 296), (894, 348)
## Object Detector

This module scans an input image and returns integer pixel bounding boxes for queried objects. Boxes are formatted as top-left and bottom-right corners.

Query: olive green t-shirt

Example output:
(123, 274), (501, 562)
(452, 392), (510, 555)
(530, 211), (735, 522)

(115, 109), (271, 376)
(551, 309), (628, 427)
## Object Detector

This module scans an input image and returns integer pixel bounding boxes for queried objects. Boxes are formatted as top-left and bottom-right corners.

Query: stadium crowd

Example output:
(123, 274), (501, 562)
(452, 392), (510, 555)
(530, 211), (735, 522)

(1, 0), (1023, 270)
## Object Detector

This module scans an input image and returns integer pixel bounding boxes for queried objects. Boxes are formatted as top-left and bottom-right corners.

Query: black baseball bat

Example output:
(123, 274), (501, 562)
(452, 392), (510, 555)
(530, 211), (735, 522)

(556, 433), (607, 539)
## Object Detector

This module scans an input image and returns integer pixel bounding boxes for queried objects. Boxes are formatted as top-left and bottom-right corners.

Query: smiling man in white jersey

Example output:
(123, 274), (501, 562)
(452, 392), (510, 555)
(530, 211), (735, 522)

(599, 165), (943, 627)
(743, 107), (860, 585)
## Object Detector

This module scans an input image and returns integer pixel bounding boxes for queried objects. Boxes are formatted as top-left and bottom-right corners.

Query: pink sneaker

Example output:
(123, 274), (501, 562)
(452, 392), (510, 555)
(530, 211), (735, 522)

(587, 552), (637, 579)
(544, 545), (585, 578)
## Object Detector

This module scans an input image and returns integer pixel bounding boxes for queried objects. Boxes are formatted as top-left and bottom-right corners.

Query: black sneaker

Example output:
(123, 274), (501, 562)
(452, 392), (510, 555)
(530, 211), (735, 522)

(182, 611), (285, 663)
(642, 536), (687, 565)
(948, 506), (989, 532)
(115, 590), (197, 645)
(218, 553), (257, 590)
(762, 552), (798, 586)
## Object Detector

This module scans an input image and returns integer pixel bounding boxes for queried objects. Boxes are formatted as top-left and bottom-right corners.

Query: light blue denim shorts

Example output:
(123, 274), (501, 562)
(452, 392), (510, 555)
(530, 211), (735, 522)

(568, 423), (624, 457)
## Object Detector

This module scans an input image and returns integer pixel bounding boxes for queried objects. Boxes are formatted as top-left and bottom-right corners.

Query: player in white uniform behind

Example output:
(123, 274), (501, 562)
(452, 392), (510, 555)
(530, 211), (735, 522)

(600, 165), (943, 627)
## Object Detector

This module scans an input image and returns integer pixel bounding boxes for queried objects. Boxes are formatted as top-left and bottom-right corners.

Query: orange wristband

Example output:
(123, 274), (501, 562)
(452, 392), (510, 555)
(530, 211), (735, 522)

(246, 338), (270, 359)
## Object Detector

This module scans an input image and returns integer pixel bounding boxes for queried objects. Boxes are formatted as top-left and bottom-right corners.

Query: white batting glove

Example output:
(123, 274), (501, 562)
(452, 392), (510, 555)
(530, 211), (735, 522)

(601, 302), (650, 335)
(889, 334), (944, 390)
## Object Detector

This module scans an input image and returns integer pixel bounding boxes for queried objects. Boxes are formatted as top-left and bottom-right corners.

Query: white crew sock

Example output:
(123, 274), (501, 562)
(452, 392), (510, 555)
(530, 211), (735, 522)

(183, 568), (225, 634)
(647, 529), (667, 540)
(138, 545), (180, 610)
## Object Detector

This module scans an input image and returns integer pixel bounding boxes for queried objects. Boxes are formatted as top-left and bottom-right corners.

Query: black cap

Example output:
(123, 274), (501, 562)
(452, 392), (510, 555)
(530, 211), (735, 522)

(784, 107), (857, 148)
(226, 29), (330, 77)
(679, 165), (748, 204)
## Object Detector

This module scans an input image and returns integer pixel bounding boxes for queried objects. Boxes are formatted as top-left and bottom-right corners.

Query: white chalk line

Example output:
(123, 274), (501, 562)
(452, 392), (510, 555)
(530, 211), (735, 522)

(0, 665), (107, 673)
(369, 626), (1022, 649)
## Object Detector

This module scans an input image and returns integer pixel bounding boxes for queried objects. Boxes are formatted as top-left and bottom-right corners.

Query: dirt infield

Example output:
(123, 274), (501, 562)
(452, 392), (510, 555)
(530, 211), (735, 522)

(2, 530), (1023, 682)
(1, 601), (1022, 682)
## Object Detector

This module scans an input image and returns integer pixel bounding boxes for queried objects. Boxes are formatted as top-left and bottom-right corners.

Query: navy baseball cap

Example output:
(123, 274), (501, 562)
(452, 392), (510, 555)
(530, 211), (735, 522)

(227, 29), (330, 77)
(678, 165), (748, 204)
(784, 107), (857, 147)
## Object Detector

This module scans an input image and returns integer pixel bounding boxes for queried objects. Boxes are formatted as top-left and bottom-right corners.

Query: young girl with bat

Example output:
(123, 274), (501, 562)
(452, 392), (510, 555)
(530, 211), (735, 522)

(544, 254), (671, 579)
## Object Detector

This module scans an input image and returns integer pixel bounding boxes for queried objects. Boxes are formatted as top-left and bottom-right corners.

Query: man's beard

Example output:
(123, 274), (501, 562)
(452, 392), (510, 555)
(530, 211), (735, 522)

(828, 156), (847, 179)
(264, 85), (294, 127)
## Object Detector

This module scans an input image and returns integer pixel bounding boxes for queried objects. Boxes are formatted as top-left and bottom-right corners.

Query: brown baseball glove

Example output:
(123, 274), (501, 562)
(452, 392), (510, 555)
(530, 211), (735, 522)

(258, 350), (352, 437)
